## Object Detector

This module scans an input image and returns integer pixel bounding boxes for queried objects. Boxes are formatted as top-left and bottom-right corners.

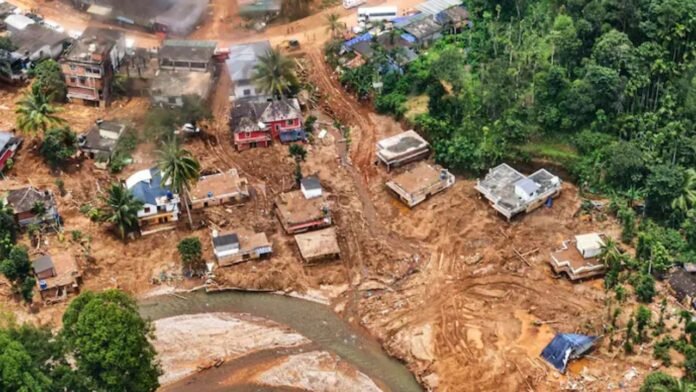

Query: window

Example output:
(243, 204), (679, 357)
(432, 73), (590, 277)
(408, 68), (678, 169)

(143, 207), (151, 213)
(78, 77), (87, 85)
(243, 89), (251, 96)
(245, 132), (250, 138)
(286, 119), (294, 126)
(70, 77), (77, 84)
(168, 97), (177, 104)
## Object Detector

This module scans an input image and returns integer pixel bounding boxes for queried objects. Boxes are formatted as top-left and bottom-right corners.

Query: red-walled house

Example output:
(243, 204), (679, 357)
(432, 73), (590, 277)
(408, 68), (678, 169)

(231, 101), (272, 151)
(0, 132), (22, 171)
(257, 99), (305, 143)
(231, 98), (305, 150)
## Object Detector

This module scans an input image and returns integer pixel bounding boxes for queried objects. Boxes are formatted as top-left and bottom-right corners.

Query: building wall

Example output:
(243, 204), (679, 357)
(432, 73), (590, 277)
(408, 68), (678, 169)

(152, 95), (183, 107)
(232, 83), (262, 99)
(190, 193), (245, 210)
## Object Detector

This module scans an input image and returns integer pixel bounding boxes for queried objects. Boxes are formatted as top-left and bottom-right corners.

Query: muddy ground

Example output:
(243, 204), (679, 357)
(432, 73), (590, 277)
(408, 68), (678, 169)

(0, 1), (689, 391)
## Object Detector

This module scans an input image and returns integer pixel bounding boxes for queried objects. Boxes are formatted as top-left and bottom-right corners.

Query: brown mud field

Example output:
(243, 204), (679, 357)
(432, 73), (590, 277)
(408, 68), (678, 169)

(0, 1), (688, 391)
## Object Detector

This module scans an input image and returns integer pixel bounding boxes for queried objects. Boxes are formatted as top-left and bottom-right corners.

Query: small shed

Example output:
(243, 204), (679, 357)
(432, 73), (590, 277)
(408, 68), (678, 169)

(32, 255), (56, 280)
(575, 233), (604, 259)
(300, 176), (322, 200)
(212, 233), (240, 259)
(514, 178), (539, 202)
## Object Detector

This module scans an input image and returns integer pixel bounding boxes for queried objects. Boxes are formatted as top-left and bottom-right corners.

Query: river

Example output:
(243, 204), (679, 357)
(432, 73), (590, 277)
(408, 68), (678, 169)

(139, 290), (422, 392)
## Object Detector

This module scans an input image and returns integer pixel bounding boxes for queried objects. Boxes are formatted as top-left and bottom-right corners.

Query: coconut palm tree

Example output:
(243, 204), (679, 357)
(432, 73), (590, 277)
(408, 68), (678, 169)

(15, 87), (65, 137)
(252, 48), (299, 99)
(326, 13), (346, 38)
(672, 168), (696, 213)
(101, 183), (143, 240)
(157, 139), (200, 228)
(600, 237), (622, 267)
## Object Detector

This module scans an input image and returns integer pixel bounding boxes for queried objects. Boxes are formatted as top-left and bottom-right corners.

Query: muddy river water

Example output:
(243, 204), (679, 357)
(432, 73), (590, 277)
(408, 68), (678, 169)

(139, 290), (422, 392)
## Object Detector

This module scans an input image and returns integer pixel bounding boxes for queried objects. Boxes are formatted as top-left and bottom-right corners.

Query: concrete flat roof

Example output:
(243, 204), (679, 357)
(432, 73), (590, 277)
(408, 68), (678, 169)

(295, 227), (340, 262)
(190, 170), (248, 202)
(275, 190), (328, 226)
(386, 163), (444, 195)
(376, 130), (429, 161)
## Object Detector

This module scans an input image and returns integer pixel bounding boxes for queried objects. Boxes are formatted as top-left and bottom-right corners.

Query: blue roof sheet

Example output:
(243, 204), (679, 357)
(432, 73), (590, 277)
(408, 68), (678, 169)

(541, 334), (597, 373)
(130, 168), (173, 205)
(401, 33), (417, 43)
(343, 32), (373, 49)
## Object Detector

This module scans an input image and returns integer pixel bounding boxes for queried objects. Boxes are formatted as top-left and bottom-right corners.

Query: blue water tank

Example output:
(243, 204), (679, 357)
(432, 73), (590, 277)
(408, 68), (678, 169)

(166, 191), (174, 200)
(39, 280), (48, 290)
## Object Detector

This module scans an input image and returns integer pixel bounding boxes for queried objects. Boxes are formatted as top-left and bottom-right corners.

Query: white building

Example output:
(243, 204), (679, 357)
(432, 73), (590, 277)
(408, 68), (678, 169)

(227, 41), (272, 101)
(300, 176), (322, 199)
(125, 167), (180, 235)
(575, 233), (605, 259)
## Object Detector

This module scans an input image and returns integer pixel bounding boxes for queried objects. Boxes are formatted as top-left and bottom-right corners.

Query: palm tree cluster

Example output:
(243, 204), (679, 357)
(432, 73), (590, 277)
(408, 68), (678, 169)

(101, 184), (143, 240)
(672, 168), (696, 214)
(326, 13), (346, 38)
(15, 86), (65, 137)
(252, 48), (299, 99)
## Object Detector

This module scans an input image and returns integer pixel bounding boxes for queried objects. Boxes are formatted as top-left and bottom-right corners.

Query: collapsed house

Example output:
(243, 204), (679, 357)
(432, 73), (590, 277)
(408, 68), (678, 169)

(71, 0), (207, 36)
(126, 167), (180, 235)
(32, 253), (82, 302)
(189, 169), (250, 210)
(275, 182), (331, 234)
(77, 120), (126, 163)
(549, 233), (607, 281)
(212, 230), (272, 267)
(3, 187), (60, 228)
(60, 27), (126, 107)
(376, 130), (430, 171)
(474, 163), (561, 220)
(227, 41), (272, 101)
(151, 40), (216, 107)
(386, 162), (455, 207)
(294, 227), (341, 263)
(541, 334), (597, 373)
(668, 268), (696, 309)
(0, 131), (22, 171)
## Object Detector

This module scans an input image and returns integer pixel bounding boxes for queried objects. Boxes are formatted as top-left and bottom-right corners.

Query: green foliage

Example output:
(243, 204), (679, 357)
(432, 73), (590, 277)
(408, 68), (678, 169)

(157, 139), (200, 227)
(645, 165), (689, 222)
(30, 60), (66, 102)
(145, 97), (211, 143)
(62, 290), (161, 392)
(0, 203), (17, 259)
(304, 115), (317, 134)
(625, 317), (635, 354)
(375, 92), (407, 118)
(39, 127), (77, 169)
(340, 63), (375, 100)
(100, 184), (143, 240)
(653, 337), (673, 366)
(108, 128), (138, 174)
(252, 48), (299, 99)
(15, 86), (65, 137)
(640, 372), (683, 391)
(618, 205), (637, 243)
(634, 273), (656, 303)
(635, 305), (652, 343)
(0, 330), (53, 391)
(54, 178), (65, 196)
(0, 246), (34, 302)
(177, 237), (203, 271)
(288, 143), (307, 162)
(0, 37), (16, 52)
(325, 13), (345, 38)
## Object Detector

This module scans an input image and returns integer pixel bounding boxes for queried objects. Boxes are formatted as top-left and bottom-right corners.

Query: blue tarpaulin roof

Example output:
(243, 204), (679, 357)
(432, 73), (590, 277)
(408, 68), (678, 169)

(401, 33), (417, 43)
(541, 334), (597, 373)
(343, 33), (373, 49)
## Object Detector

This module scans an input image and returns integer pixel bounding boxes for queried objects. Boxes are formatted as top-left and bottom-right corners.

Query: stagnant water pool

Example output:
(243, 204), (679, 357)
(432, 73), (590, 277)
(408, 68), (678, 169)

(139, 290), (422, 392)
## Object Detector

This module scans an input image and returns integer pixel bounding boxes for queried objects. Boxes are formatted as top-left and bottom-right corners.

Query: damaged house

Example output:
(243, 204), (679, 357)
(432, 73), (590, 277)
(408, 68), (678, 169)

(475, 163), (561, 220)
(151, 40), (216, 107)
(227, 40), (272, 101)
(189, 169), (250, 210)
(126, 167), (180, 235)
(212, 230), (272, 267)
(3, 187), (60, 228)
(231, 98), (305, 149)
(294, 227), (341, 263)
(376, 130), (430, 171)
(33, 253), (82, 302)
(60, 27), (126, 107)
(4, 14), (70, 61)
(71, 0), (208, 36)
(549, 233), (607, 281)
(386, 162), (455, 207)
(275, 179), (331, 234)
(0, 131), (22, 171)
(77, 120), (126, 163)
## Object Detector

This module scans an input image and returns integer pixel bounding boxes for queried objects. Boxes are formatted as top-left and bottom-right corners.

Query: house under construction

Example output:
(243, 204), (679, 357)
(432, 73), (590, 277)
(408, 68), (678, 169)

(549, 233), (607, 281)
(376, 130), (430, 171)
(294, 227), (340, 263)
(474, 163), (561, 220)
(386, 162), (455, 207)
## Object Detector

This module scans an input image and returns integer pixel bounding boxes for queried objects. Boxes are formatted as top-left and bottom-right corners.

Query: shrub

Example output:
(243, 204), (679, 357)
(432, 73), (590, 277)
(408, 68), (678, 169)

(177, 237), (203, 272)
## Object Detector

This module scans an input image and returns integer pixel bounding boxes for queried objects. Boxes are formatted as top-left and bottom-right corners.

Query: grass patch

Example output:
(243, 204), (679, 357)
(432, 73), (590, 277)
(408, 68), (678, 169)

(404, 95), (429, 122)
(519, 136), (579, 165)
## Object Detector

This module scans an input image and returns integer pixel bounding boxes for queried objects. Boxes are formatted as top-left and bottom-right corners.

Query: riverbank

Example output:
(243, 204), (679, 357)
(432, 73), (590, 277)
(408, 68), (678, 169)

(140, 290), (422, 392)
